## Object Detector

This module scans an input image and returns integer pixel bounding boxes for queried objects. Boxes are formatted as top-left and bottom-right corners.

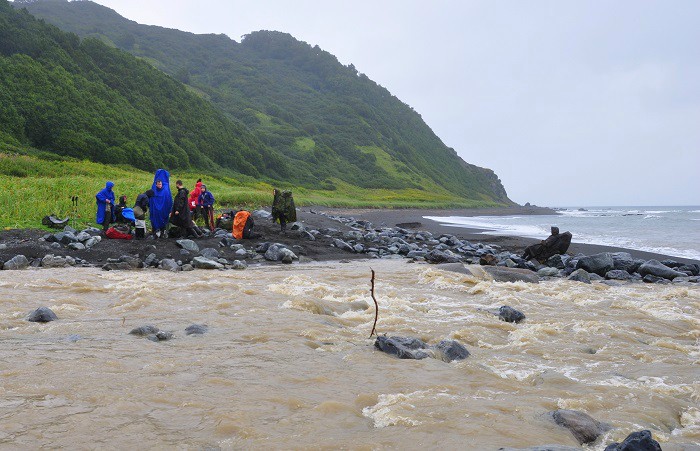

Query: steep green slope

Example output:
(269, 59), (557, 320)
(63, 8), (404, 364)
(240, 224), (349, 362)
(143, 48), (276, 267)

(0, 1), (287, 177)
(18, 0), (512, 204)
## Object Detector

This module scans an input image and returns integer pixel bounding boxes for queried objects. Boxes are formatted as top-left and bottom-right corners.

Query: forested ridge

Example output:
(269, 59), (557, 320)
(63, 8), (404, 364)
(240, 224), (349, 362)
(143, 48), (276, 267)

(4, 0), (512, 205)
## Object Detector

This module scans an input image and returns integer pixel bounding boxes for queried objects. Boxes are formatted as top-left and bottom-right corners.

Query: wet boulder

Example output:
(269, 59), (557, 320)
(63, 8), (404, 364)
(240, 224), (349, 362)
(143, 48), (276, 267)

(192, 256), (224, 270)
(374, 336), (430, 360)
(280, 248), (297, 264)
(425, 249), (461, 264)
(27, 306), (58, 323)
(550, 409), (611, 445)
(482, 266), (540, 284)
(537, 267), (560, 277)
(610, 252), (643, 274)
(58, 231), (78, 245)
(102, 262), (134, 271)
(545, 254), (568, 269)
(567, 268), (591, 284)
(199, 248), (220, 260)
(264, 243), (294, 262)
(41, 254), (70, 268)
(300, 231), (316, 241)
(231, 260), (248, 270)
(480, 254), (498, 266)
(75, 231), (91, 242)
(332, 239), (355, 253)
(118, 255), (142, 269)
(642, 274), (669, 284)
(159, 258), (180, 272)
(252, 209), (272, 220)
(638, 259), (687, 280)
(605, 270), (634, 281)
(433, 340), (470, 362)
(3, 255), (29, 270)
(604, 430), (661, 451)
(677, 263), (700, 276)
(129, 325), (159, 336)
(147, 331), (174, 342)
(498, 305), (526, 323)
(185, 324), (208, 335)
(176, 239), (199, 253)
(143, 253), (159, 267)
(576, 253), (614, 277)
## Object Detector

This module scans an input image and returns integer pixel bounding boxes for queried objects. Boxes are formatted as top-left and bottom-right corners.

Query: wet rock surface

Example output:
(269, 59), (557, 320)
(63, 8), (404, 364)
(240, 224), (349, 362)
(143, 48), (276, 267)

(27, 306), (58, 323)
(603, 430), (661, 451)
(550, 409), (611, 445)
(374, 336), (470, 362)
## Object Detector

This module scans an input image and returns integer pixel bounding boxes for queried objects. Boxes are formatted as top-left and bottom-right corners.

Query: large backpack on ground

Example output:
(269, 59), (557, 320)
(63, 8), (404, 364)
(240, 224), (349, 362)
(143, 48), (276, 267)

(105, 226), (133, 240)
(233, 210), (255, 239)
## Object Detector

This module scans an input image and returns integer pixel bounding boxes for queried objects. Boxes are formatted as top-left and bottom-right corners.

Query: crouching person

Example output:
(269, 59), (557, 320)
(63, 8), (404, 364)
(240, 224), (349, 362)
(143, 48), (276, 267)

(133, 189), (154, 239)
(233, 210), (262, 240)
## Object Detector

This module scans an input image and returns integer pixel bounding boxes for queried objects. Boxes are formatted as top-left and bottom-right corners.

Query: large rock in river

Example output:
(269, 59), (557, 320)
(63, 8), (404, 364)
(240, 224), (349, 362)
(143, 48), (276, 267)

(603, 430), (661, 451)
(374, 336), (430, 360)
(433, 340), (470, 362)
(27, 306), (58, 322)
(550, 409), (611, 445)
(498, 305), (526, 323)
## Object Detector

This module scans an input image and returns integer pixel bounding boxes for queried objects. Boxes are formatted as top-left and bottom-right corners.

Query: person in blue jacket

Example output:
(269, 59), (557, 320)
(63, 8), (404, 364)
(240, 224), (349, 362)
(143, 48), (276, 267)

(197, 184), (215, 232)
(148, 169), (173, 239)
(95, 181), (116, 231)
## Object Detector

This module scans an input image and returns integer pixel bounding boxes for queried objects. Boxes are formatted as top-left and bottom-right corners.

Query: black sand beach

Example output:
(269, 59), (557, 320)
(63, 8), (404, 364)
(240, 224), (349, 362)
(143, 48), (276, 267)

(1, 205), (698, 266)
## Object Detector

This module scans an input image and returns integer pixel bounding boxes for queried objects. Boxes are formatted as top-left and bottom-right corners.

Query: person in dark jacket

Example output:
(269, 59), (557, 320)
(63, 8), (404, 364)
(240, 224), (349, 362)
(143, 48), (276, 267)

(95, 181), (116, 231)
(114, 195), (129, 223)
(197, 184), (215, 232)
(171, 180), (202, 238)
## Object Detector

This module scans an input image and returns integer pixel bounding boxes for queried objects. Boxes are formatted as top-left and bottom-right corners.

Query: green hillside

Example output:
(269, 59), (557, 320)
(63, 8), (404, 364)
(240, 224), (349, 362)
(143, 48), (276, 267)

(14, 0), (513, 205)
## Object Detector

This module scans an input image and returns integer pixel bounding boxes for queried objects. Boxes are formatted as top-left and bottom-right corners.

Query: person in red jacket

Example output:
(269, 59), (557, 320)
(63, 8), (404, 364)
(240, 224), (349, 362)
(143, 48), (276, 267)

(188, 178), (202, 220)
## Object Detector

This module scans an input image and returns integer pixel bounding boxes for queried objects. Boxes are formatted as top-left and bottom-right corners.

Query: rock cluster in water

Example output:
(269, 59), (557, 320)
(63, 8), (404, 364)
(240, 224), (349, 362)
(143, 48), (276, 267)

(374, 336), (470, 363)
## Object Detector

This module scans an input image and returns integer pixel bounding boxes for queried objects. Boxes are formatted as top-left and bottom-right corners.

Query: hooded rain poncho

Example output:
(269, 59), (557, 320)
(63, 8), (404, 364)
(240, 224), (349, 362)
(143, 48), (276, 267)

(149, 169), (173, 230)
(95, 181), (116, 225)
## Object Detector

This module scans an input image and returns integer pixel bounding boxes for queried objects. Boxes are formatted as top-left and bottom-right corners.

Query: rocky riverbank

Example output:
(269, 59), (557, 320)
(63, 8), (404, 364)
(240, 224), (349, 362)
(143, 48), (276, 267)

(0, 207), (698, 286)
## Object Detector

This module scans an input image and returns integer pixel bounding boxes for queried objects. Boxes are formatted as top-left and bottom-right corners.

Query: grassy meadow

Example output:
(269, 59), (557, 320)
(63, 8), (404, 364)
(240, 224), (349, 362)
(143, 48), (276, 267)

(0, 151), (502, 230)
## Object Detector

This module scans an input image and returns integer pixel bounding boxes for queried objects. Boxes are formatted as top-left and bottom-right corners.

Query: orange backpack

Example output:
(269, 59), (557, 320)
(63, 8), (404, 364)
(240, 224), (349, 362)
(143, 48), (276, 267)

(232, 210), (251, 239)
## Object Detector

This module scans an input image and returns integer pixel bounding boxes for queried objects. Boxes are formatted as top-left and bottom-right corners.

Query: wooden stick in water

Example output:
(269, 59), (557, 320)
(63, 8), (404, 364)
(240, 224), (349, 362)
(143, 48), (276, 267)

(369, 268), (379, 338)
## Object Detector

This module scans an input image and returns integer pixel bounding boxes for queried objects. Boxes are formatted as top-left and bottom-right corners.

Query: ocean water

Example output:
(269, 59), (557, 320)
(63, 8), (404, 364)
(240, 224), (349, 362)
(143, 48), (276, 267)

(425, 206), (700, 261)
(1, 261), (698, 449)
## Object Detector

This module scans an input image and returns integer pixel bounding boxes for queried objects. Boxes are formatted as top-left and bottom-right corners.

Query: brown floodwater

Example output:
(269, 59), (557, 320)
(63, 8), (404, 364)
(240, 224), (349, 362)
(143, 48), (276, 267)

(0, 260), (698, 449)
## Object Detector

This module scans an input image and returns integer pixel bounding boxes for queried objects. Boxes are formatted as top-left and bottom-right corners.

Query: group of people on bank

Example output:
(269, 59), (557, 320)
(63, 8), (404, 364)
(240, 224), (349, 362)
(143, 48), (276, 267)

(95, 170), (217, 239)
(95, 169), (295, 239)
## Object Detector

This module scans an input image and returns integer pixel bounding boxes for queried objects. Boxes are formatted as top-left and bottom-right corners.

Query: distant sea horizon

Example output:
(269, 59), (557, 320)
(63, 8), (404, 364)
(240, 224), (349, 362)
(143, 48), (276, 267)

(426, 205), (700, 261)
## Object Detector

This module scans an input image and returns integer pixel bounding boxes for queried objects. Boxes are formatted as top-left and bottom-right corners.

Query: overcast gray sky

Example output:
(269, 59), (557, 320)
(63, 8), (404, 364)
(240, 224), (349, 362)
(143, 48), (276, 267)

(92, 0), (700, 207)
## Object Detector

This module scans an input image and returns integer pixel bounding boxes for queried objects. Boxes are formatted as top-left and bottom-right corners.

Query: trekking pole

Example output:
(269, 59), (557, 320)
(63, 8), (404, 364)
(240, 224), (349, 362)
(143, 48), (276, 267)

(70, 196), (77, 228)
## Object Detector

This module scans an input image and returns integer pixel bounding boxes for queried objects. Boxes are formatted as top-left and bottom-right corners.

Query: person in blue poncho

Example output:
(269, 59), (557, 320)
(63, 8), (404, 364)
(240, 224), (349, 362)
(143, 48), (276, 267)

(95, 181), (116, 231)
(149, 169), (173, 239)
